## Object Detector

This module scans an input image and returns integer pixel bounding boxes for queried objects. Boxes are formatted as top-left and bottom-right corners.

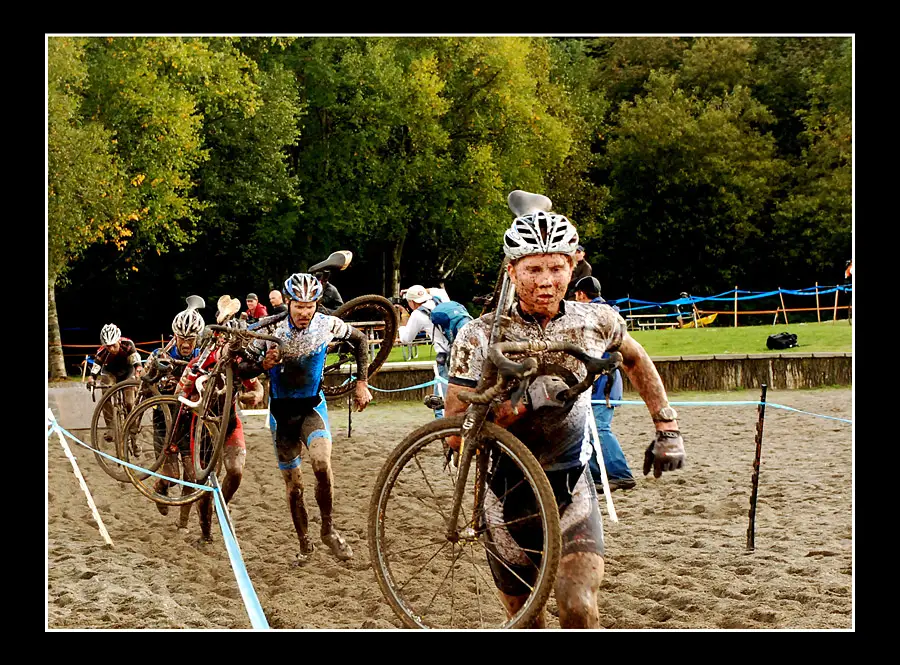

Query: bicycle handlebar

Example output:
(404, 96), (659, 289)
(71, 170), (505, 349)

(460, 340), (622, 405)
(206, 324), (285, 354)
(247, 311), (289, 331)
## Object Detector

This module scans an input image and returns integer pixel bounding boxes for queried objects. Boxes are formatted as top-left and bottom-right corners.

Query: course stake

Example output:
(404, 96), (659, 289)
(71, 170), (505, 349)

(746, 384), (768, 551)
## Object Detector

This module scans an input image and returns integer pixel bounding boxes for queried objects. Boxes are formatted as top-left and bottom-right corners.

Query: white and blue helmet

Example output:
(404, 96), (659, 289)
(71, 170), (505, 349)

(100, 323), (121, 346)
(283, 272), (323, 303)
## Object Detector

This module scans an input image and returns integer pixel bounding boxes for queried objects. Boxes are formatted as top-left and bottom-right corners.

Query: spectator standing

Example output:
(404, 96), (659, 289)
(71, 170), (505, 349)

(566, 245), (592, 299)
(314, 271), (344, 313)
(398, 284), (449, 418)
(573, 276), (636, 492)
(241, 293), (268, 324)
(269, 289), (288, 315)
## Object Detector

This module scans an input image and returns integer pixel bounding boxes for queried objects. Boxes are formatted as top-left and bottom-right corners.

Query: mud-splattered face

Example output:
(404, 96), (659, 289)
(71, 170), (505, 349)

(289, 300), (317, 329)
(175, 334), (197, 357)
(508, 254), (573, 318)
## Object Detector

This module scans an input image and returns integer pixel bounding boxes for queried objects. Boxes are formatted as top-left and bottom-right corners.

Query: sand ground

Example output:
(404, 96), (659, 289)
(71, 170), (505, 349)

(47, 386), (852, 629)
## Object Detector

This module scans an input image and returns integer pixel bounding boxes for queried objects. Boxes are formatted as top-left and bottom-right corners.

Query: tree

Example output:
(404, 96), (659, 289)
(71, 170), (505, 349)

(600, 71), (785, 298)
(47, 37), (124, 378)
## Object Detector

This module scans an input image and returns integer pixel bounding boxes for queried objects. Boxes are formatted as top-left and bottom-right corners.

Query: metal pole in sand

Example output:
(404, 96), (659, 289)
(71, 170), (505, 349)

(48, 408), (114, 547)
(746, 384), (768, 551)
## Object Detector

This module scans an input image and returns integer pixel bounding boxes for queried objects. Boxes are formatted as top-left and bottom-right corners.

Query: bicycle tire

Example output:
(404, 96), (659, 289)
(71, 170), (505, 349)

(191, 363), (234, 482)
(324, 295), (398, 398)
(368, 415), (562, 629)
(120, 394), (211, 507)
(89, 378), (143, 483)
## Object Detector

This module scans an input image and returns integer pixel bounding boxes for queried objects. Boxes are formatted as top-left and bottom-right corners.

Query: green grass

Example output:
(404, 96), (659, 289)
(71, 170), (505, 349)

(629, 320), (852, 356)
(329, 321), (851, 369)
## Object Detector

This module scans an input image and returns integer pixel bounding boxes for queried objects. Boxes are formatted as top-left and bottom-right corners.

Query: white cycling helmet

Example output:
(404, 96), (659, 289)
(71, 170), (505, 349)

(100, 323), (121, 346)
(283, 272), (323, 303)
(502, 211), (579, 261)
(172, 308), (205, 337)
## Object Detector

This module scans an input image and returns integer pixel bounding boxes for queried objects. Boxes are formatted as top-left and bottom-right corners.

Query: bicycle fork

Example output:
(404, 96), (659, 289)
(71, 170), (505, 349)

(445, 404), (492, 543)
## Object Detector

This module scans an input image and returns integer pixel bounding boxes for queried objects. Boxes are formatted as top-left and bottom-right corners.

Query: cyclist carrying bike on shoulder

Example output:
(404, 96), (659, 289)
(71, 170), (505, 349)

(87, 324), (143, 441)
(171, 303), (265, 544)
(243, 272), (371, 563)
(149, 308), (204, 528)
(444, 204), (686, 629)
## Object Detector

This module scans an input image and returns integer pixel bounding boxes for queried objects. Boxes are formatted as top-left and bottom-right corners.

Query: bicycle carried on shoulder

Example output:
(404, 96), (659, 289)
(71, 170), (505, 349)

(118, 322), (283, 507)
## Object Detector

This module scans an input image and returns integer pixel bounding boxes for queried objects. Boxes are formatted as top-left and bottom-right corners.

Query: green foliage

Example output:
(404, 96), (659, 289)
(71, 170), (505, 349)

(47, 37), (124, 282)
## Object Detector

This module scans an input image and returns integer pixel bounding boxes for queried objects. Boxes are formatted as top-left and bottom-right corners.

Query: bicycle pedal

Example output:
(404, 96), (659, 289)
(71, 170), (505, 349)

(424, 395), (444, 410)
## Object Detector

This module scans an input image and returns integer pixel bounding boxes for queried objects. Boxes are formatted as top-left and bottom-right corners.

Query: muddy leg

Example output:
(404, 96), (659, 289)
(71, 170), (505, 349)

(498, 592), (547, 629)
(281, 467), (314, 561)
(177, 454), (197, 530)
(221, 447), (245, 504)
(309, 437), (352, 560)
(153, 453), (180, 516)
(554, 552), (605, 629)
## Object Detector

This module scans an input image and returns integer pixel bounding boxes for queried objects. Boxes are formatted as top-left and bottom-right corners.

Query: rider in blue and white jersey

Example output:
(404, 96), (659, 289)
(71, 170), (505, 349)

(245, 272), (372, 562)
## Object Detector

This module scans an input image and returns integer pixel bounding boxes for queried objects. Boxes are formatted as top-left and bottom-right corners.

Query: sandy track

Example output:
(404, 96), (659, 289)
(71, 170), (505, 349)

(47, 387), (852, 629)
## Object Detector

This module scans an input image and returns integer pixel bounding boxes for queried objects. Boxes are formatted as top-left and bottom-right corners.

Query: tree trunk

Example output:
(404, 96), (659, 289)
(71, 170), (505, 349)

(48, 274), (68, 380)
(389, 236), (406, 298)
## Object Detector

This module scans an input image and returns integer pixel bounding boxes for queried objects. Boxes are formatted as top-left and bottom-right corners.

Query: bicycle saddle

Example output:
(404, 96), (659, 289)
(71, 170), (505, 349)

(507, 190), (552, 217)
(185, 294), (206, 310)
(216, 295), (241, 323)
(308, 250), (353, 274)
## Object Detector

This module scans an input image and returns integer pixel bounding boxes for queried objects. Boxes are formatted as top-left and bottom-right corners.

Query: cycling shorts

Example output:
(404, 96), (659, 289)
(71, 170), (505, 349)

(483, 463), (604, 597)
(269, 395), (331, 471)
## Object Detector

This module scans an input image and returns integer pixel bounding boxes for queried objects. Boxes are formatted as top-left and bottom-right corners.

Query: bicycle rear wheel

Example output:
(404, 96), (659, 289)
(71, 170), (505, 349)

(368, 415), (561, 629)
(120, 395), (210, 507)
(89, 379), (141, 483)
(324, 295), (397, 398)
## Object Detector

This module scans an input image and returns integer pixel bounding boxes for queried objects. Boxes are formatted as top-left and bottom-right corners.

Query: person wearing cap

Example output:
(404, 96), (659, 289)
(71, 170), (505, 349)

(565, 245), (592, 300)
(399, 284), (450, 417)
(240, 293), (268, 324)
(573, 276), (636, 492)
(313, 270), (344, 314)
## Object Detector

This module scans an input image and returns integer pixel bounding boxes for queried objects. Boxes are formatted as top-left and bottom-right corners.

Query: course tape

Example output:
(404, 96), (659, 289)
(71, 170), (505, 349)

(591, 399), (852, 424)
(338, 376), (450, 393)
(609, 284), (852, 309)
(45, 412), (270, 630)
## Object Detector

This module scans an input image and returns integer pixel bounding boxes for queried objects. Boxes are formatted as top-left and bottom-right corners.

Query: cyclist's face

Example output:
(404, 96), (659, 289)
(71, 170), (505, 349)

(289, 300), (317, 328)
(508, 254), (573, 317)
(175, 335), (197, 357)
(105, 342), (120, 354)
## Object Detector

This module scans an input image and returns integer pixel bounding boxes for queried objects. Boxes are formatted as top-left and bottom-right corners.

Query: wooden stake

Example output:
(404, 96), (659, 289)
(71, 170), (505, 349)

(734, 286), (738, 328)
(815, 282), (821, 323)
(746, 384), (768, 551)
(832, 287), (840, 323)
(347, 391), (352, 438)
(772, 308), (779, 326)
(778, 288), (789, 325)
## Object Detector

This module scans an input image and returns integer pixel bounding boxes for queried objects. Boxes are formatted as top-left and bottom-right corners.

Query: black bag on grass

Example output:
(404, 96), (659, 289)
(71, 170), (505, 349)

(767, 332), (798, 350)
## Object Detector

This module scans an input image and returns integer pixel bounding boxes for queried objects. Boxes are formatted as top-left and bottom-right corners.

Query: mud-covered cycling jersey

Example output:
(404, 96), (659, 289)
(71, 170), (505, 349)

(449, 299), (627, 472)
(91, 338), (141, 379)
(249, 312), (353, 400)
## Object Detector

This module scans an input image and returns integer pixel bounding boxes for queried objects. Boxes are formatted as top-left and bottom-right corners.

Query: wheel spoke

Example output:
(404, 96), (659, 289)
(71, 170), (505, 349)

(482, 545), (535, 593)
(422, 542), (462, 619)
(385, 538), (447, 558)
(397, 540), (450, 592)
(411, 454), (449, 524)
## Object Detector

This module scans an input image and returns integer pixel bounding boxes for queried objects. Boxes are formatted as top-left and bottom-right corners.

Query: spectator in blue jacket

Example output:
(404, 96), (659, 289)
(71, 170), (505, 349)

(573, 276), (636, 491)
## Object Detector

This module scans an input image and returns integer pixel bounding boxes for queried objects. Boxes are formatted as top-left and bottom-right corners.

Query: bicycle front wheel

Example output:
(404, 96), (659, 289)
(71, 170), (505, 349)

(120, 395), (210, 507)
(89, 379), (141, 483)
(368, 415), (562, 629)
(324, 295), (397, 398)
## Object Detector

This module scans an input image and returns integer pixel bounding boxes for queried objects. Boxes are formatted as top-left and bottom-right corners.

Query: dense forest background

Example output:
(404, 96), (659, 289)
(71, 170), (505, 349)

(48, 36), (851, 375)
